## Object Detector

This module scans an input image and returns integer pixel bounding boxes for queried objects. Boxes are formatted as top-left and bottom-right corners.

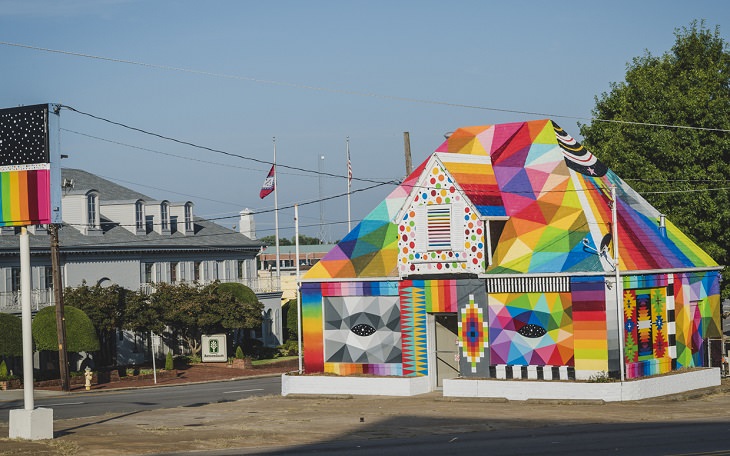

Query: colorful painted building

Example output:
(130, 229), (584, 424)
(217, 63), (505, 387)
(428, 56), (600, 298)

(300, 120), (722, 388)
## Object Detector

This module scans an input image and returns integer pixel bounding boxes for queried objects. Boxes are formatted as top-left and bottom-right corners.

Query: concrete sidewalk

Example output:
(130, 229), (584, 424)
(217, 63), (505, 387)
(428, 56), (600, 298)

(1, 378), (729, 456)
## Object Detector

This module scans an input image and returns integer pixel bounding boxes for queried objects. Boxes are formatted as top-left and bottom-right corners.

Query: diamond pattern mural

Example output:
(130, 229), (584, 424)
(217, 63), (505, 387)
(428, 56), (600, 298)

(324, 296), (402, 364)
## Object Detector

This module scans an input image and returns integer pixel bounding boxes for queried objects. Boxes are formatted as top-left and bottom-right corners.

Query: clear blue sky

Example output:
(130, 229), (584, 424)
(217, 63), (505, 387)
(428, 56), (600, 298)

(1, 1), (727, 242)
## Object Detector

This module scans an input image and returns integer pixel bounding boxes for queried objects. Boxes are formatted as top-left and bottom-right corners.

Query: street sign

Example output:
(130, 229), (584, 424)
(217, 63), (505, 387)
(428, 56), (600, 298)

(201, 334), (227, 362)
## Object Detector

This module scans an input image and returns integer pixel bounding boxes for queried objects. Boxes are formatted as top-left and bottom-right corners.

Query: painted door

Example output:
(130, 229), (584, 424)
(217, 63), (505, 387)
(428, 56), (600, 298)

(434, 314), (459, 387)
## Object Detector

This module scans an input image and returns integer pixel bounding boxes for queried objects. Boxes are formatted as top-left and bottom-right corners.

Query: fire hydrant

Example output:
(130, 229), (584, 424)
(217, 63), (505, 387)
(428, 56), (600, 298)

(84, 367), (93, 391)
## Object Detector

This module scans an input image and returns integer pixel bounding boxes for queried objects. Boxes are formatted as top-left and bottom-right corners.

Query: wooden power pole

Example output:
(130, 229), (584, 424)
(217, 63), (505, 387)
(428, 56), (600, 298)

(50, 224), (70, 392)
(403, 132), (413, 176)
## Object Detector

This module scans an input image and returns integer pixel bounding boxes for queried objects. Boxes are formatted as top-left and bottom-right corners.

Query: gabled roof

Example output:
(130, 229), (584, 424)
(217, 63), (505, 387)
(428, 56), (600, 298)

(305, 120), (717, 280)
(0, 169), (262, 254)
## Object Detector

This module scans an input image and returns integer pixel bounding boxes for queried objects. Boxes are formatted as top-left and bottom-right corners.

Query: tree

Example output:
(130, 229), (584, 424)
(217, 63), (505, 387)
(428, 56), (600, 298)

(32, 306), (100, 353)
(580, 21), (730, 297)
(259, 234), (324, 246)
(153, 282), (263, 356)
(259, 235), (292, 246)
(63, 282), (126, 364)
(282, 299), (298, 342)
(0, 313), (22, 357)
(123, 289), (165, 336)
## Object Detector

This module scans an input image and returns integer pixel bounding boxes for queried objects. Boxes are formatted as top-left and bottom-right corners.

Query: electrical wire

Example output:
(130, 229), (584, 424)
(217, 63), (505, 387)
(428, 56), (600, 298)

(60, 105), (398, 186)
(3, 41), (730, 133)
(62, 128), (364, 180)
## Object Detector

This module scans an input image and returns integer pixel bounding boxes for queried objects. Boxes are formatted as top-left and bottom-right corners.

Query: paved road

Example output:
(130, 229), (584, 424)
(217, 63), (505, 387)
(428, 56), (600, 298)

(0, 375), (281, 421)
(162, 420), (730, 456)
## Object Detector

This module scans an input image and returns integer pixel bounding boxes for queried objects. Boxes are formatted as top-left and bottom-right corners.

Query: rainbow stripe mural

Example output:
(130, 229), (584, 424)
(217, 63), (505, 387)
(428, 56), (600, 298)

(0, 168), (51, 226)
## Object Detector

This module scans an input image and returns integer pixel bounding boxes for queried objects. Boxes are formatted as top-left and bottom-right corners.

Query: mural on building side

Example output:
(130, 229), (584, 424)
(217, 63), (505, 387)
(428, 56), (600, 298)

(301, 119), (722, 384)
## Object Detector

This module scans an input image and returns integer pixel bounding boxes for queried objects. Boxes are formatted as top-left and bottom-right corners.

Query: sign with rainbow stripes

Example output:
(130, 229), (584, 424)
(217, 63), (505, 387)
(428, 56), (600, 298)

(0, 104), (61, 226)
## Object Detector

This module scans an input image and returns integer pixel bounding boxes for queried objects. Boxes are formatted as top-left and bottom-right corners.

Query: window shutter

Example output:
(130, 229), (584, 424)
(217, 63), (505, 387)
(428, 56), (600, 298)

(414, 205), (427, 252)
(180, 262), (187, 281)
(155, 264), (161, 283)
(5, 268), (11, 292)
(450, 200), (465, 251)
(426, 204), (452, 251)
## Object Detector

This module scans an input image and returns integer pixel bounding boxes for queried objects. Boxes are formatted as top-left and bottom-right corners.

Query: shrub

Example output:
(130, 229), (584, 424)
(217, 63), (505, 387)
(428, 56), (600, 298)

(588, 371), (617, 383)
(32, 306), (100, 353)
(0, 360), (8, 379)
(0, 313), (22, 357)
(235, 346), (244, 359)
(278, 340), (298, 357)
(165, 351), (173, 371)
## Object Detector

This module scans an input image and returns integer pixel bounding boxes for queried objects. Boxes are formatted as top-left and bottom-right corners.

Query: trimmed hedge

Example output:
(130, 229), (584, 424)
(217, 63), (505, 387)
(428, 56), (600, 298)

(32, 306), (100, 353)
(0, 312), (22, 356)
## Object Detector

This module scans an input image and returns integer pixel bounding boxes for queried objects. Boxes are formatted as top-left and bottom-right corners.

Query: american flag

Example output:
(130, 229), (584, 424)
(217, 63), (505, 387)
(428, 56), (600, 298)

(347, 148), (352, 185)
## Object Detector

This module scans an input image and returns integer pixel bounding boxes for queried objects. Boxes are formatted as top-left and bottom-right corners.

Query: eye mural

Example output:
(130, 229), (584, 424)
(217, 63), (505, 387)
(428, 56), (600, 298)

(489, 292), (574, 366)
(552, 121), (607, 177)
(516, 323), (547, 338)
(351, 323), (377, 337)
(323, 296), (402, 364)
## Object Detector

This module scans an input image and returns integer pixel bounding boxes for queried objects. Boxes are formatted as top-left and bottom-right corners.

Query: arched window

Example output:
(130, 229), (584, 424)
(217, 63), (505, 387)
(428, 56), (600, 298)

(135, 200), (145, 231)
(87, 193), (98, 228)
(161, 202), (169, 231)
(185, 203), (193, 231)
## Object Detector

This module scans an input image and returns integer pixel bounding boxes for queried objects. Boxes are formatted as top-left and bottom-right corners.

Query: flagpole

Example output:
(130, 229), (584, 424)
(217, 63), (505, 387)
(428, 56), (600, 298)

(346, 137), (351, 233)
(273, 137), (281, 285)
(295, 204), (302, 374)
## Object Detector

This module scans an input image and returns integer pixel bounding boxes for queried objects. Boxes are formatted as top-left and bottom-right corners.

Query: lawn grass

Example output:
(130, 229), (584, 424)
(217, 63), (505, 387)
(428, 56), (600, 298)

(251, 356), (297, 366)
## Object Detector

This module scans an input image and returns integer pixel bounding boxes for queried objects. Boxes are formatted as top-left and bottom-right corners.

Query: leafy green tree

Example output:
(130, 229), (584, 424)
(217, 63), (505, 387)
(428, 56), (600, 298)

(123, 289), (165, 336)
(63, 282), (126, 364)
(259, 234), (325, 246)
(153, 282), (263, 356)
(259, 235), (293, 246)
(0, 313), (22, 357)
(282, 299), (298, 342)
(32, 306), (100, 353)
(580, 21), (730, 297)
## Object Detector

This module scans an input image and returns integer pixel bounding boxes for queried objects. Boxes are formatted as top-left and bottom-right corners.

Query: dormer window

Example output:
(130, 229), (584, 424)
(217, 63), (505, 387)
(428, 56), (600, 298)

(87, 192), (99, 229)
(161, 202), (169, 231)
(135, 201), (145, 231)
(184, 203), (193, 232)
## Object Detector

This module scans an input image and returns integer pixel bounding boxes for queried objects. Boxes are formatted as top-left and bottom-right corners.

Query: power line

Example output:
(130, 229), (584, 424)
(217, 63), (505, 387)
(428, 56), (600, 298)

(63, 128), (363, 180)
(3, 41), (730, 133)
(60, 105), (398, 186)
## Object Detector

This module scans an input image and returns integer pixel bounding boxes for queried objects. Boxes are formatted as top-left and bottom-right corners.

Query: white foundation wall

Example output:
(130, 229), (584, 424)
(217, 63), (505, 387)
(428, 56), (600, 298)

(443, 368), (720, 402)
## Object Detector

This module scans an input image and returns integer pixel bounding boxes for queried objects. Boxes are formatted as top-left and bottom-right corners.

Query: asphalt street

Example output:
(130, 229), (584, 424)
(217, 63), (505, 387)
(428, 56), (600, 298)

(0, 376), (281, 421)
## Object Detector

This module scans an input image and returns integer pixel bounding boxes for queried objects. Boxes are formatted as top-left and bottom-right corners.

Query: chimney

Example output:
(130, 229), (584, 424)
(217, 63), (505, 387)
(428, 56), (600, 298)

(239, 208), (256, 239)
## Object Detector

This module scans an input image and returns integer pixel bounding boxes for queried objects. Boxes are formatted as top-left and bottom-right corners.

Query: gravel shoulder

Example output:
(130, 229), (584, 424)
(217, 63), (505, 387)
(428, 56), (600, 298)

(1, 375), (729, 456)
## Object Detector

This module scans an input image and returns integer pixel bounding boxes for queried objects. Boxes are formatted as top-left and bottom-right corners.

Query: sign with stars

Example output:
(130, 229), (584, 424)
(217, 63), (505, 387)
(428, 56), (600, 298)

(0, 104), (61, 226)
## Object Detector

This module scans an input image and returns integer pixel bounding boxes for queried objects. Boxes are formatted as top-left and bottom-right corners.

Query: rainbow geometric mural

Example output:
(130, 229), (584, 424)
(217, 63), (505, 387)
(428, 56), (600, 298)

(488, 292), (573, 366)
(458, 295), (489, 373)
(305, 119), (716, 281)
(301, 119), (721, 382)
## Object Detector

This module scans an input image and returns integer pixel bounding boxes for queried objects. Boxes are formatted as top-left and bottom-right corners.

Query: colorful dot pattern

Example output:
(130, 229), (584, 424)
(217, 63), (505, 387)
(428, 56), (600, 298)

(397, 160), (486, 275)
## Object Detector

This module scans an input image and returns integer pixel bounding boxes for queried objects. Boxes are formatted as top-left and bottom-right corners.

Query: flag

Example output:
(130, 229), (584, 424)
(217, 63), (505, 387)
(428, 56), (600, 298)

(260, 165), (275, 199)
(347, 152), (352, 184)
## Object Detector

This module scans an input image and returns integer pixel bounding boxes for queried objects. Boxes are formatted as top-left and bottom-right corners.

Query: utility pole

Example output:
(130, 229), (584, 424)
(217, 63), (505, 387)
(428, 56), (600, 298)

(50, 224), (69, 392)
(403, 132), (413, 176)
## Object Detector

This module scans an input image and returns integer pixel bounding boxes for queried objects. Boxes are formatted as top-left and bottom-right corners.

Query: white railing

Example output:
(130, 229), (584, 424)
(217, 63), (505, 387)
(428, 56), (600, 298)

(0, 289), (55, 314)
(139, 276), (281, 295)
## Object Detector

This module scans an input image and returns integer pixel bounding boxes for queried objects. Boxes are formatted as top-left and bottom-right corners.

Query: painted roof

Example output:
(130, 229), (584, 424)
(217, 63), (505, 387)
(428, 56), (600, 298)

(305, 119), (717, 280)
